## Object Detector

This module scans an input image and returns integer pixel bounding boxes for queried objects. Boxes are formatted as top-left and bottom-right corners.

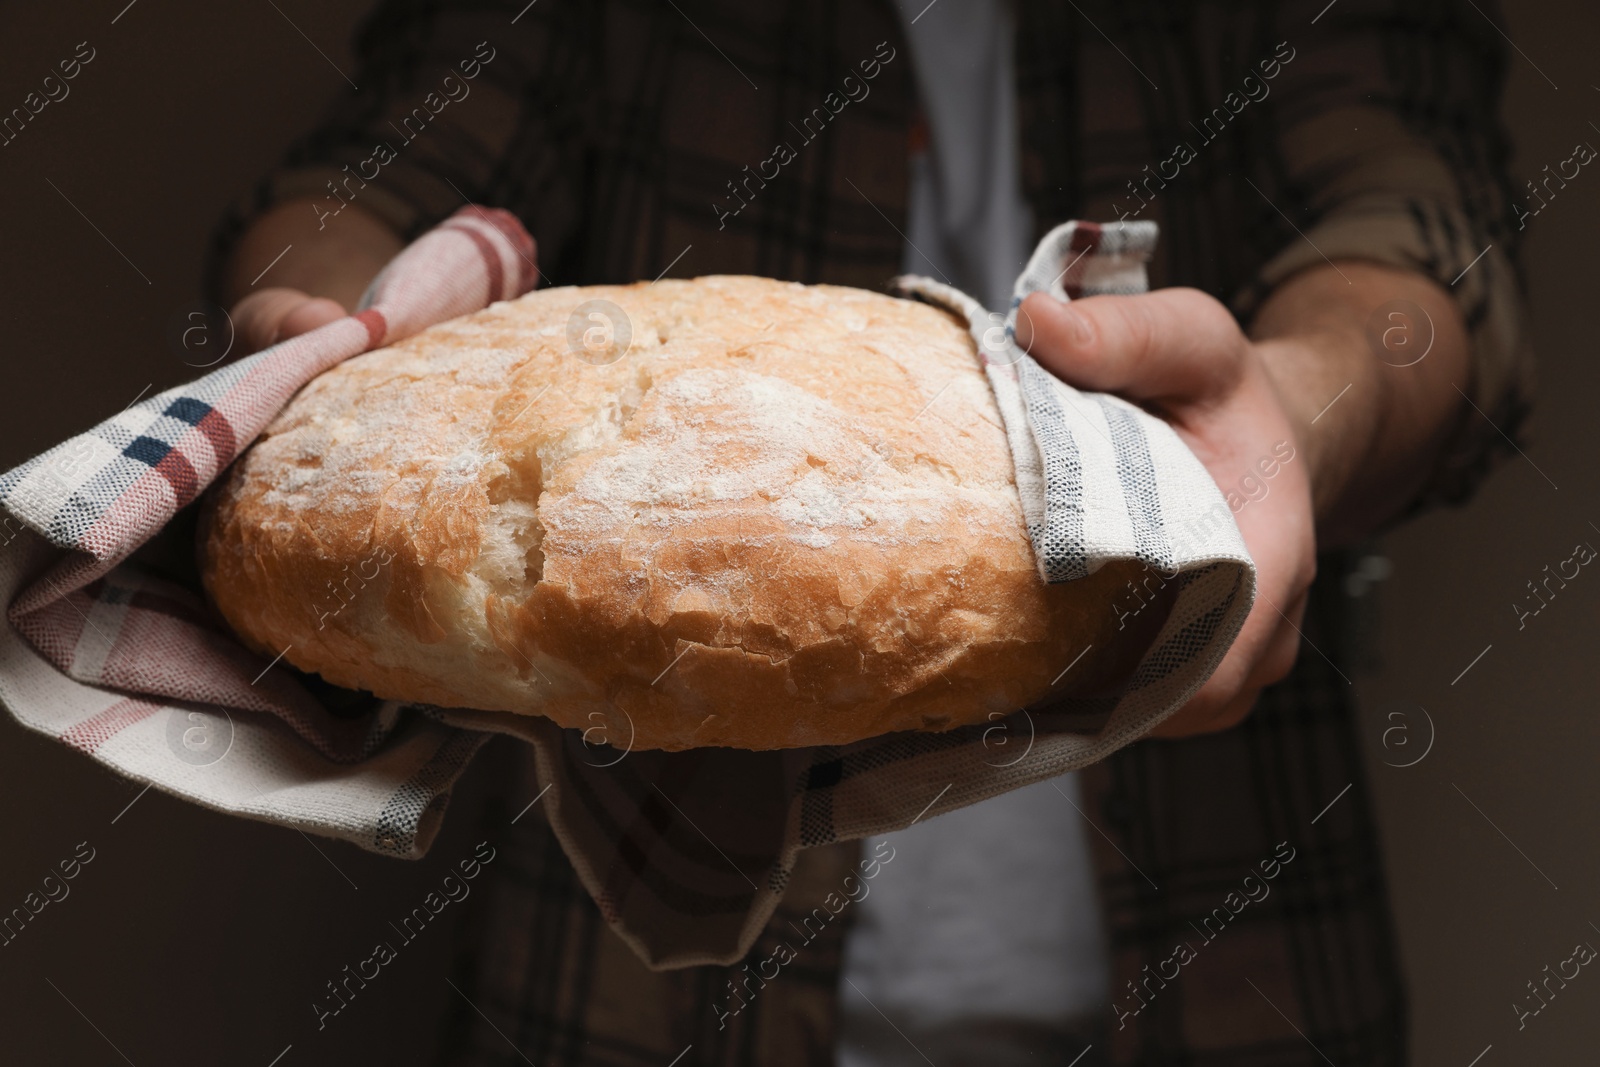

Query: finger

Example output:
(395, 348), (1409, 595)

(231, 289), (344, 354)
(231, 289), (303, 353)
(1148, 588), (1308, 739)
(1146, 574), (1302, 739)
(277, 297), (345, 342)
(1164, 685), (1264, 737)
(1014, 288), (1244, 403)
(1180, 684), (1264, 737)
(1180, 620), (1301, 735)
(1147, 684), (1241, 738)
(1243, 588), (1308, 693)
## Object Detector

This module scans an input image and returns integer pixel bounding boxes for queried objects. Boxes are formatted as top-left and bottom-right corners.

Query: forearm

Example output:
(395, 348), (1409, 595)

(1249, 260), (1471, 548)
(220, 197), (403, 311)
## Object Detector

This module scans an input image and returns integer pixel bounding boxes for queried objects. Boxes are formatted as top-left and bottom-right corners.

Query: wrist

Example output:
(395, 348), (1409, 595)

(1247, 260), (1472, 547)
(1254, 327), (1383, 541)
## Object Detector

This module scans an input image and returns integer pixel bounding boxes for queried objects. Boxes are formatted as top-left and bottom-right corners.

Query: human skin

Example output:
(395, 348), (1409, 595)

(1015, 261), (1470, 735)
(222, 197), (401, 349)
(224, 201), (1470, 737)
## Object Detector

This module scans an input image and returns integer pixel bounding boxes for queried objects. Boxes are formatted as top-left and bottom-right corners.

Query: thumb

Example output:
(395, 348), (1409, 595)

(1014, 288), (1245, 403)
(231, 288), (346, 354)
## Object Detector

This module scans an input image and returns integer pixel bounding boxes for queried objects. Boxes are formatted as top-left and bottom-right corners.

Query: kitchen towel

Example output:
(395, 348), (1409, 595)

(0, 212), (1252, 968)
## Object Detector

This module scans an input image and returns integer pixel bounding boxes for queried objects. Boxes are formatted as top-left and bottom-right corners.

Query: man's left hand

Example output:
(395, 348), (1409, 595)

(1015, 261), (1469, 736)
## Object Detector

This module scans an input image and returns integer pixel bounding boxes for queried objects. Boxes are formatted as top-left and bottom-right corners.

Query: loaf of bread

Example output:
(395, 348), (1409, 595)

(199, 277), (1169, 750)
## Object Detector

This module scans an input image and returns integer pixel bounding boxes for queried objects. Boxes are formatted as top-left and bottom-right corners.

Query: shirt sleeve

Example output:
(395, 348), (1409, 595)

(206, 0), (586, 295)
(1232, 0), (1534, 516)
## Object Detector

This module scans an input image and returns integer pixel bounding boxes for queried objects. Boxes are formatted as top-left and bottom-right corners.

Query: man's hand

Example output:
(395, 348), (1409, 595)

(1015, 261), (1470, 736)
(1016, 285), (1315, 734)
(222, 197), (405, 354)
(231, 288), (346, 352)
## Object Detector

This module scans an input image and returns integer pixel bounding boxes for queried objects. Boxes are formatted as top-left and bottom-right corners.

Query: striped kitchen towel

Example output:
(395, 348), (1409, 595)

(0, 205), (535, 856)
(0, 215), (1253, 970)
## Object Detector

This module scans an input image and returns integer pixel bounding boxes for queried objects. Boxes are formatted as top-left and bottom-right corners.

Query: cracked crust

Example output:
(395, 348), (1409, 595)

(199, 276), (1169, 750)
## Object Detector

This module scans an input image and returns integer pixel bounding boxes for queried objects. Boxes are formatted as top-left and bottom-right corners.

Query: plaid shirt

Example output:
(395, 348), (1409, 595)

(213, 0), (1529, 1063)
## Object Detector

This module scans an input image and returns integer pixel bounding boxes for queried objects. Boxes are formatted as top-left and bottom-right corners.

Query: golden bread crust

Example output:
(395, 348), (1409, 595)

(200, 277), (1165, 750)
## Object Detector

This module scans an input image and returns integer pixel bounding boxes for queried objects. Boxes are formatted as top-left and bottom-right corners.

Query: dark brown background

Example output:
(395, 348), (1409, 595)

(0, 2), (1596, 1063)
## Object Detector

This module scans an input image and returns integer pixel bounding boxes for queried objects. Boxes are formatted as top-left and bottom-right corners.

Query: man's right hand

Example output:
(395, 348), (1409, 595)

(221, 197), (406, 355)
(230, 287), (348, 353)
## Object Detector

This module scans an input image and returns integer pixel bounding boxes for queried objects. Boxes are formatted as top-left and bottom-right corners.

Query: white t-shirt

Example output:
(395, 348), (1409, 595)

(837, 2), (1110, 1062)
(893, 0), (1035, 309)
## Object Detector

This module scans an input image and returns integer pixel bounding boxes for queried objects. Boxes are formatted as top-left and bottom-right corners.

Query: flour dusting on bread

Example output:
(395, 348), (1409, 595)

(200, 276), (1167, 750)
